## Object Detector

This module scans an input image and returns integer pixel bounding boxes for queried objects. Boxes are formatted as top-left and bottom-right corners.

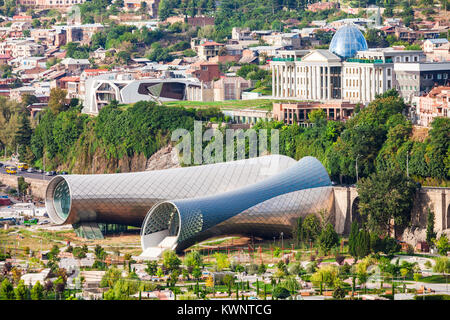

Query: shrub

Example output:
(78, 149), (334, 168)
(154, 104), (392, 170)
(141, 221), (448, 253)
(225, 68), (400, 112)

(414, 294), (450, 300)
(332, 287), (346, 299)
(272, 286), (290, 300)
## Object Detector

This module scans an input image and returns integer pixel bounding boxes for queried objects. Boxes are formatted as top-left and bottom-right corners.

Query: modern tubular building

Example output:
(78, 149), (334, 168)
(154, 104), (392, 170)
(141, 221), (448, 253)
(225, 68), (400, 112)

(45, 155), (298, 237)
(141, 156), (333, 256)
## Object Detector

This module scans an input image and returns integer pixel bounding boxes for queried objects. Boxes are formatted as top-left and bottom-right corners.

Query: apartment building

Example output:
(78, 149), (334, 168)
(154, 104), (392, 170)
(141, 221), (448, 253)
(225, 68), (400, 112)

(415, 86), (450, 127)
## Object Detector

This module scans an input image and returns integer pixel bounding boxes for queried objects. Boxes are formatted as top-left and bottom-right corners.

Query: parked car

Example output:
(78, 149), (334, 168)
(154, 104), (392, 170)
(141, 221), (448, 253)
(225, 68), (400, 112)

(27, 167), (35, 173)
(61, 171), (68, 175)
(45, 171), (56, 176)
(37, 169), (44, 173)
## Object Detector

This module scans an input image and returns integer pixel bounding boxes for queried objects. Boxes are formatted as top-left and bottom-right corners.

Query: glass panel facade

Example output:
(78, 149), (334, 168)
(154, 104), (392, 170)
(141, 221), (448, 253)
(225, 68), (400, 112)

(53, 179), (70, 220)
(329, 24), (368, 59)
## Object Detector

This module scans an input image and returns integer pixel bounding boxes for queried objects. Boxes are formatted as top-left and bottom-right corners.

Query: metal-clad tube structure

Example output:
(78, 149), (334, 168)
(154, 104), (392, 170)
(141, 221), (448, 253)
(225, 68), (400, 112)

(45, 155), (297, 227)
(141, 156), (333, 253)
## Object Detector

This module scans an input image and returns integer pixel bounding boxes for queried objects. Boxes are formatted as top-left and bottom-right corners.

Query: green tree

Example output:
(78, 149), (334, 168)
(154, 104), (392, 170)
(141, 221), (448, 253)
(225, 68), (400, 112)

(158, 0), (173, 20)
(318, 223), (339, 255)
(348, 221), (359, 259)
(302, 214), (321, 245)
(48, 88), (68, 114)
(184, 250), (203, 270)
(0, 278), (15, 299)
(214, 253), (230, 271)
(357, 168), (416, 236)
(426, 208), (437, 246)
(31, 281), (44, 300)
(162, 250), (181, 272)
(433, 257), (450, 274)
(308, 109), (327, 124)
(100, 267), (122, 288)
(293, 216), (303, 246)
(332, 286), (346, 299)
(14, 280), (30, 300)
(272, 286), (290, 299)
(355, 229), (371, 259)
(145, 261), (158, 276)
(434, 235), (450, 256)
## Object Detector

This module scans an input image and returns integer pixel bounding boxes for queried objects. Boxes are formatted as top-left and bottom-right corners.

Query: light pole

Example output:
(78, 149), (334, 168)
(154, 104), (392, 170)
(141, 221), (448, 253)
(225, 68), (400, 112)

(355, 154), (362, 183)
(280, 232), (284, 252)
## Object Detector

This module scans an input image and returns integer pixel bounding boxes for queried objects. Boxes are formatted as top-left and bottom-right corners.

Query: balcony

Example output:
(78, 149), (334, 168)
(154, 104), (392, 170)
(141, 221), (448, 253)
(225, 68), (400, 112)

(346, 58), (388, 64)
(271, 57), (302, 62)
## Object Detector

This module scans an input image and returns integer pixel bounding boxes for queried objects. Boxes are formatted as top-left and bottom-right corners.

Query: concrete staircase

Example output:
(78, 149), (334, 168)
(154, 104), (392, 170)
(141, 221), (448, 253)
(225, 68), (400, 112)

(139, 236), (178, 260)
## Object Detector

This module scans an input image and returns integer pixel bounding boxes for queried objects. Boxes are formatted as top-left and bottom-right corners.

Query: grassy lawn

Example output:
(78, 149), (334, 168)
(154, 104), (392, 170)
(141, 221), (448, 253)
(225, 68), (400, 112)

(419, 275), (449, 284)
(163, 99), (275, 110)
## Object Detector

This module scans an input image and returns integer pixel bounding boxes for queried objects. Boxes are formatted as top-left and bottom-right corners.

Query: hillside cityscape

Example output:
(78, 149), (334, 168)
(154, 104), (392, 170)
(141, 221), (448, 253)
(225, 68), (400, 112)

(0, 0), (449, 304)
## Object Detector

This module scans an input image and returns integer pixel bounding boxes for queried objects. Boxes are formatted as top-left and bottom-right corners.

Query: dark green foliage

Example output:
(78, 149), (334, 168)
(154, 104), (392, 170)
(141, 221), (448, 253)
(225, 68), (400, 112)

(318, 223), (339, 255)
(355, 229), (371, 259)
(357, 168), (417, 236)
(0, 278), (14, 299)
(272, 286), (290, 300)
(348, 221), (359, 259)
(426, 208), (436, 246)
(373, 237), (400, 255)
(65, 42), (91, 59)
(332, 286), (346, 299)
(413, 294), (450, 300)
(236, 64), (270, 81)
(302, 214), (321, 244)
(94, 101), (195, 159)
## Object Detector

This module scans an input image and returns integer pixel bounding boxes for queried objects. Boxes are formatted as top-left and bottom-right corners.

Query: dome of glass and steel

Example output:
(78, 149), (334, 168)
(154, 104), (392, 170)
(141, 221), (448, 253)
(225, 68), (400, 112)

(329, 24), (368, 59)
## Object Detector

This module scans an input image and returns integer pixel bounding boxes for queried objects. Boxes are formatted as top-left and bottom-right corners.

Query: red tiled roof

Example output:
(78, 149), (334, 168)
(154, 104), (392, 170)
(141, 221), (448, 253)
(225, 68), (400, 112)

(83, 69), (109, 73)
(200, 41), (224, 46)
(59, 76), (80, 82)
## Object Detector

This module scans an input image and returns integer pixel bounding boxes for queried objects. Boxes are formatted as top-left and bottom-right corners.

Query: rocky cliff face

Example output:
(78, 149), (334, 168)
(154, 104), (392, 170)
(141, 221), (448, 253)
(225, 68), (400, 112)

(145, 145), (181, 171)
(58, 144), (181, 174)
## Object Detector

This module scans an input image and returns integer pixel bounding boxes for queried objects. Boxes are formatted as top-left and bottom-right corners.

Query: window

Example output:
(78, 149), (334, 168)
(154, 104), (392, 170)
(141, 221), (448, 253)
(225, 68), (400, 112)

(387, 68), (391, 76)
(437, 74), (442, 80)
(444, 74), (448, 79)
(414, 56), (418, 62)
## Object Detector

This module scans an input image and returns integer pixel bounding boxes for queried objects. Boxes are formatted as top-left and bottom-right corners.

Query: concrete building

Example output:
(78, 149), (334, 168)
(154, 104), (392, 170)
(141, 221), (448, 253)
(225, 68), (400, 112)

(271, 23), (448, 105)
(223, 108), (271, 125)
(16, 0), (86, 9)
(273, 101), (357, 124)
(186, 61), (220, 82)
(232, 27), (253, 41)
(262, 33), (302, 50)
(195, 41), (225, 61)
(123, 0), (160, 17)
(82, 73), (204, 114)
(423, 39), (449, 53)
(393, 61), (450, 102)
(415, 86), (449, 127)
(212, 76), (252, 101)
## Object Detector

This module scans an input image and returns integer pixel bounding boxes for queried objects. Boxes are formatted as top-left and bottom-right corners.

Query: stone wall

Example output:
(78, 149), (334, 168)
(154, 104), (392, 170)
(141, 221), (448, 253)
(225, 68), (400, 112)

(332, 186), (450, 236)
(0, 173), (49, 199)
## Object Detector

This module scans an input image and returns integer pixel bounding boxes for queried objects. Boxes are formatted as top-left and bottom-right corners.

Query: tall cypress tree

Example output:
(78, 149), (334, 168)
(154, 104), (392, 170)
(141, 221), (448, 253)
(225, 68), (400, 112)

(355, 229), (371, 259)
(15, 113), (33, 162)
(426, 208), (436, 246)
(348, 221), (359, 260)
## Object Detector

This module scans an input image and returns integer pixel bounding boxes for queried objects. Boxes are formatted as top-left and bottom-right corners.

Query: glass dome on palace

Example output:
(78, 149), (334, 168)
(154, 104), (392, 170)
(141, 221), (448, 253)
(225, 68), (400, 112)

(329, 24), (368, 59)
